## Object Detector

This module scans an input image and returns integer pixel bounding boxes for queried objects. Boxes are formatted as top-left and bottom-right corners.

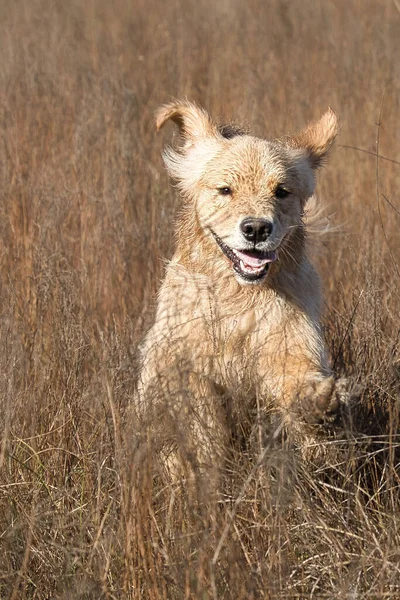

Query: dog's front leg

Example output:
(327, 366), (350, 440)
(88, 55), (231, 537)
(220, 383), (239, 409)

(292, 375), (348, 425)
(258, 349), (347, 426)
(138, 360), (229, 493)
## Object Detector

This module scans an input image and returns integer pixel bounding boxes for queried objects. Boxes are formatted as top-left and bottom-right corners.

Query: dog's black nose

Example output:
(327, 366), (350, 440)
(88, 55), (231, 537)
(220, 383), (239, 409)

(240, 218), (273, 243)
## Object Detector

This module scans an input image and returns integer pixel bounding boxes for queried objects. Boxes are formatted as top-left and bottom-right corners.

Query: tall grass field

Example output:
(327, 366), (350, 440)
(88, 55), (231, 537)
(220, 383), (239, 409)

(0, 1), (400, 598)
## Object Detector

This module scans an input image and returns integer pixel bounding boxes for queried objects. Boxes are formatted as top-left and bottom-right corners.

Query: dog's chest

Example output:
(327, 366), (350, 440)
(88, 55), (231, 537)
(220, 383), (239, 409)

(216, 299), (283, 359)
(207, 298), (285, 390)
(221, 309), (256, 349)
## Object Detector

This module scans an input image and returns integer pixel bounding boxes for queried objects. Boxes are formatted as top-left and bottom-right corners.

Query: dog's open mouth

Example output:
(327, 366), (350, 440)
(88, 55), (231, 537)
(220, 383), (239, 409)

(211, 230), (277, 282)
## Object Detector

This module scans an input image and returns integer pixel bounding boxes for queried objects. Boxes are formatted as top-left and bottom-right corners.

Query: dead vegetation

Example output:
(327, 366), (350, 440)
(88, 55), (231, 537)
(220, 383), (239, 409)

(0, 0), (400, 598)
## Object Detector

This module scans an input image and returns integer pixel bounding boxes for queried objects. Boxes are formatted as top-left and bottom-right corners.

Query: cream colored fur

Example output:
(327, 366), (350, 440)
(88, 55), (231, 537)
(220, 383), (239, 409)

(139, 100), (345, 483)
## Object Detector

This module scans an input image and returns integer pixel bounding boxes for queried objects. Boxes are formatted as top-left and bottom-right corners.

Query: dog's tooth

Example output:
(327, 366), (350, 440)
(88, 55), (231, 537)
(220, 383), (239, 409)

(239, 259), (265, 275)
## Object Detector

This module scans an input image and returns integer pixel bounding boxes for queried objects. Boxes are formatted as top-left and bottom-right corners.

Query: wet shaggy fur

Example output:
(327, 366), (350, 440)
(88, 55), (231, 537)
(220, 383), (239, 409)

(138, 100), (346, 482)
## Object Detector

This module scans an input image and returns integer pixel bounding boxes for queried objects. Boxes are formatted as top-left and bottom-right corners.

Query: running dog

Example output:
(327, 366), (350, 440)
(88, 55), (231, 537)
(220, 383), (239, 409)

(138, 100), (346, 482)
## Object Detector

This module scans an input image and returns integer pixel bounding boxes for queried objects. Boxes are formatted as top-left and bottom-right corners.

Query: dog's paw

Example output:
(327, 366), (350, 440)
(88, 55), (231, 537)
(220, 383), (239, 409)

(296, 376), (348, 425)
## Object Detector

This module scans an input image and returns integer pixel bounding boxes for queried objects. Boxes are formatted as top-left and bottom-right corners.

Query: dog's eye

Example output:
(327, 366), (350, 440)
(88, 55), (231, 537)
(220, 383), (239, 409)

(218, 187), (232, 196)
(275, 186), (290, 199)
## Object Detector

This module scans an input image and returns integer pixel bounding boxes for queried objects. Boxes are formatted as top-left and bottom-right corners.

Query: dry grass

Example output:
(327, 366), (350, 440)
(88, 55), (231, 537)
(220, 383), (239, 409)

(0, 0), (400, 598)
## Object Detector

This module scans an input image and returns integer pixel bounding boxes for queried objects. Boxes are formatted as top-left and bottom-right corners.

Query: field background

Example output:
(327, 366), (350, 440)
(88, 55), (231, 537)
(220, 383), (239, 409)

(0, 0), (400, 598)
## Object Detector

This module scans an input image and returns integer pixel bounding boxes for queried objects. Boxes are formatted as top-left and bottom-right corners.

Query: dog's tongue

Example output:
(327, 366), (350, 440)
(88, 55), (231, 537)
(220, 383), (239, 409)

(233, 249), (277, 267)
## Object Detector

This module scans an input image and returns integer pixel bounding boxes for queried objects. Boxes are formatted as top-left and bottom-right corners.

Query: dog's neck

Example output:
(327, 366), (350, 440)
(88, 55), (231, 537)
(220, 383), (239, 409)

(174, 204), (308, 308)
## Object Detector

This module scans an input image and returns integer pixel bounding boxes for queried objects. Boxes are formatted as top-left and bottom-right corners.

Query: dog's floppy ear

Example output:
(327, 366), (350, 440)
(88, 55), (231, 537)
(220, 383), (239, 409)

(156, 100), (219, 148)
(288, 109), (339, 168)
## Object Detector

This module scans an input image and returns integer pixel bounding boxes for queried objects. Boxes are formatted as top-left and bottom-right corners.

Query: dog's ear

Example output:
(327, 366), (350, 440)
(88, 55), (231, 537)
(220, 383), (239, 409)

(156, 100), (219, 148)
(288, 109), (339, 168)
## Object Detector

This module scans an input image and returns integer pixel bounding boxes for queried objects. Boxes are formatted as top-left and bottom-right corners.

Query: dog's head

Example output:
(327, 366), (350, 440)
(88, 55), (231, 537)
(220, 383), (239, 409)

(156, 100), (338, 285)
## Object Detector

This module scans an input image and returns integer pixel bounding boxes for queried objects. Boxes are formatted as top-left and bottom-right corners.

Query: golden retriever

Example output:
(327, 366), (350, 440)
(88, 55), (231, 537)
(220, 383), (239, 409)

(138, 100), (346, 484)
